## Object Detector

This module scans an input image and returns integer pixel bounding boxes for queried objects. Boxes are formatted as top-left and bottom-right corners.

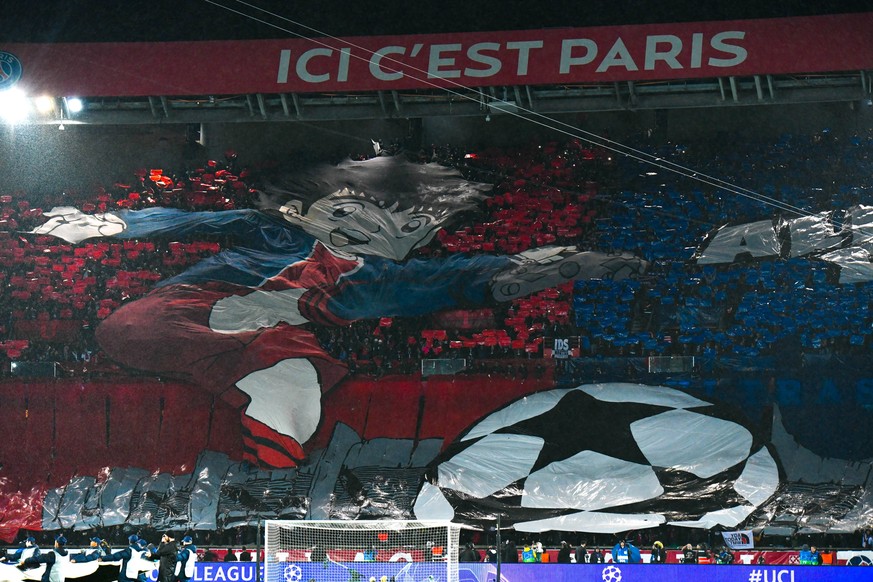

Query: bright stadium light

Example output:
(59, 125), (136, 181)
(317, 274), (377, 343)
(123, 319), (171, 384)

(0, 87), (32, 124)
(66, 97), (84, 114)
(34, 95), (56, 115)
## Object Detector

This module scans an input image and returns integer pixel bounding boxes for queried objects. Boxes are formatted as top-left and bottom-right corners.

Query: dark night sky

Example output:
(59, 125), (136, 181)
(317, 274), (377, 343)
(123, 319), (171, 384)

(0, 0), (870, 43)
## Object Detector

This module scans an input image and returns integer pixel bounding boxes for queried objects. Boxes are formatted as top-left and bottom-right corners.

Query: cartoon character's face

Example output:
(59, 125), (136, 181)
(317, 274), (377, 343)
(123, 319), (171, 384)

(280, 188), (442, 260)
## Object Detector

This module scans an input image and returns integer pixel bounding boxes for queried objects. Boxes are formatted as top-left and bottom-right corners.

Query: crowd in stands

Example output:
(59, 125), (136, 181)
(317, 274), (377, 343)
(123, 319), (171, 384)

(1, 130), (873, 377)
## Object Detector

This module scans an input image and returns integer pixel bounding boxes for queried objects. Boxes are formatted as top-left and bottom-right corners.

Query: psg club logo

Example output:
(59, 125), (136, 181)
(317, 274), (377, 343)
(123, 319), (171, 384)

(0, 51), (23, 90)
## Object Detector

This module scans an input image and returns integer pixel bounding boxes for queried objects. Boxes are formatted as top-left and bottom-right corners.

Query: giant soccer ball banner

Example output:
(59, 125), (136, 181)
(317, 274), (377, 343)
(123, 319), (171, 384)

(414, 383), (780, 532)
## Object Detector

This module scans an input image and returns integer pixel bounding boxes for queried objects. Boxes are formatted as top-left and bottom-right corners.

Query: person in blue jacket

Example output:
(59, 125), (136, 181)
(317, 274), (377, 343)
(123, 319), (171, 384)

(176, 536), (197, 582)
(9, 537), (40, 564)
(135, 538), (158, 582)
(611, 539), (641, 564)
(20, 535), (68, 582)
(71, 537), (107, 563)
(101, 535), (143, 582)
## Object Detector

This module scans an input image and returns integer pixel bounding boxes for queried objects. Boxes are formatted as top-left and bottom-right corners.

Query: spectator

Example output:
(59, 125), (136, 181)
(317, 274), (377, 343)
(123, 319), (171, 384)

(459, 543), (480, 562)
(557, 541), (572, 563)
(650, 541), (667, 564)
(310, 545), (326, 564)
(589, 548), (605, 563)
(223, 550), (237, 562)
(798, 544), (823, 565)
(237, 547), (252, 562)
(502, 540), (518, 563)
(521, 542), (536, 563)
(681, 543), (697, 564)
(716, 546), (735, 564)
(575, 540), (589, 564)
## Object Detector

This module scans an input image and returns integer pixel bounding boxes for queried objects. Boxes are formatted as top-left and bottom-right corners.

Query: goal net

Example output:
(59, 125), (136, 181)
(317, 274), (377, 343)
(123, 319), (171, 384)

(263, 520), (461, 582)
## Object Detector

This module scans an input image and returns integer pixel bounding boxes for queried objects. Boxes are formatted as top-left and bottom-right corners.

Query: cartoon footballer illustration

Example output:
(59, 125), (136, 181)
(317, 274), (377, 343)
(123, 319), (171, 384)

(32, 155), (646, 468)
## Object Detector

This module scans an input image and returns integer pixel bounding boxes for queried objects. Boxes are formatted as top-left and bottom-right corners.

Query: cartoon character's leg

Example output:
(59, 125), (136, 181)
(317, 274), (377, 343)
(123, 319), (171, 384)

(318, 247), (647, 323)
(95, 284), (346, 468)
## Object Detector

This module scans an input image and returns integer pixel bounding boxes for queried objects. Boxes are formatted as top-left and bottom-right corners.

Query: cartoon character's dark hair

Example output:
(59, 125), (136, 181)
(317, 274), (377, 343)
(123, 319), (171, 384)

(257, 155), (492, 224)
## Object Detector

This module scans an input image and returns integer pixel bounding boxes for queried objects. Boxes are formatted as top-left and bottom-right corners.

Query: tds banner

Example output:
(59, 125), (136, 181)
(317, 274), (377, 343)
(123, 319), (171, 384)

(544, 337), (580, 358)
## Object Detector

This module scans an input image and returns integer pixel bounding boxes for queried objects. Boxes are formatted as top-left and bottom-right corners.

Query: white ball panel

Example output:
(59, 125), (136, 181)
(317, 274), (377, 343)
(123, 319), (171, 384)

(412, 482), (456, 521)
(462, 389), (574, 442)
(582, 383), (713, 409)
(438, 433), (544, 498)
(521, 450), (663, 510)
(632, 409), (752, 478)
(734, 447), (780, 506)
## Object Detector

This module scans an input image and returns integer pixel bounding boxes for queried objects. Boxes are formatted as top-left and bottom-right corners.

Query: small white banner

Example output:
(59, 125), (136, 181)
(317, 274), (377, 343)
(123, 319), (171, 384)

(721, 530), (755, 550)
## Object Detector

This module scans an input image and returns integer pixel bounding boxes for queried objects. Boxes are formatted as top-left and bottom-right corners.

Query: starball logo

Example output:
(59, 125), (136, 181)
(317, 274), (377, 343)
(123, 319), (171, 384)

(0, 51), (23, 90)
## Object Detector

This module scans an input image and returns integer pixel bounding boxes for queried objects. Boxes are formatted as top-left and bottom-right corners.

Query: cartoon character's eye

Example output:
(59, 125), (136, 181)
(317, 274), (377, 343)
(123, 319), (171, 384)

(332, 205), (358, 217)
(402, 216), (432, 233)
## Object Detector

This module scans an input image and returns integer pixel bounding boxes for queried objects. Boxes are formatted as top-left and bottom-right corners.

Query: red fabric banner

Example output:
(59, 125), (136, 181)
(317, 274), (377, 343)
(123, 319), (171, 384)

(2, 13), (871, 96)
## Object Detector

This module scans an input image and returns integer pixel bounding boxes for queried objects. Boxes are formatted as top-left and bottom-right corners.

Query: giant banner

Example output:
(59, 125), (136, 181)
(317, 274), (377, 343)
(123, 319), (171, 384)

(162, 562), (873, 582)
(0, 13), (871, 96)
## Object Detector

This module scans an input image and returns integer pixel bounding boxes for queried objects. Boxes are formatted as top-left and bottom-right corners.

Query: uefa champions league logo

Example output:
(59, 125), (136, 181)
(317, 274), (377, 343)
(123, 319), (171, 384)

(283, 564), (302, 582)
(602, 565), (622, 582)
(0, 52), (23, 90)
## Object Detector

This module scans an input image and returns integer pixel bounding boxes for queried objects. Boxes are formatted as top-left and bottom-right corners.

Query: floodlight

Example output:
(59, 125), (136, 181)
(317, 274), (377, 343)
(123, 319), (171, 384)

(66, 97), (84, 113)
(0, 88), (32, 123)
(34, 95), (56, 115)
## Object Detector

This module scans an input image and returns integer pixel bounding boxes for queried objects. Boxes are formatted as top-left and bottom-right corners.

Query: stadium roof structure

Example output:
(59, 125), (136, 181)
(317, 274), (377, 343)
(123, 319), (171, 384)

(0, 7), (871, 125)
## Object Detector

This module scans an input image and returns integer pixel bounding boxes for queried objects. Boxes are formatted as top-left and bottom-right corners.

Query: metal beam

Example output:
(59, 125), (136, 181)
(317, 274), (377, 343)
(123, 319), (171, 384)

(12, 71), (868, 126)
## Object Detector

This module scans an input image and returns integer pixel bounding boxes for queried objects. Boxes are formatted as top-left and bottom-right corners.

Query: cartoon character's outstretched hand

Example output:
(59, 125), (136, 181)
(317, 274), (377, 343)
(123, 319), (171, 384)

(30, 206), (127, 243)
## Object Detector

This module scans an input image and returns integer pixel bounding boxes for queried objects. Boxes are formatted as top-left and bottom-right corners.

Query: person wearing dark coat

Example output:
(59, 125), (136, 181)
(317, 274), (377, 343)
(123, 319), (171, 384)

(651, 541), (668, 564)
(589, 548), (605, 563)
(575, 541), (589, 564)
(557, 541), (572, 563)
(156, 534), (178, 582)
(458, 543), (480, 562)
(502, 540), (518, 563)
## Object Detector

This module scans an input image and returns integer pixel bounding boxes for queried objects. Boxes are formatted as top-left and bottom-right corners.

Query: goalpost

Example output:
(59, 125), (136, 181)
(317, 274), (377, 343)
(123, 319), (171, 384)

(263, 520), (461, 582)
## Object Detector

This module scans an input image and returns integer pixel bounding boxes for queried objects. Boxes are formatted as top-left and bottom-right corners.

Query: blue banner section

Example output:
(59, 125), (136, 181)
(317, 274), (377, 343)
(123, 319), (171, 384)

(191, 562), (873, 582)
(190, 563), (259, 582)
